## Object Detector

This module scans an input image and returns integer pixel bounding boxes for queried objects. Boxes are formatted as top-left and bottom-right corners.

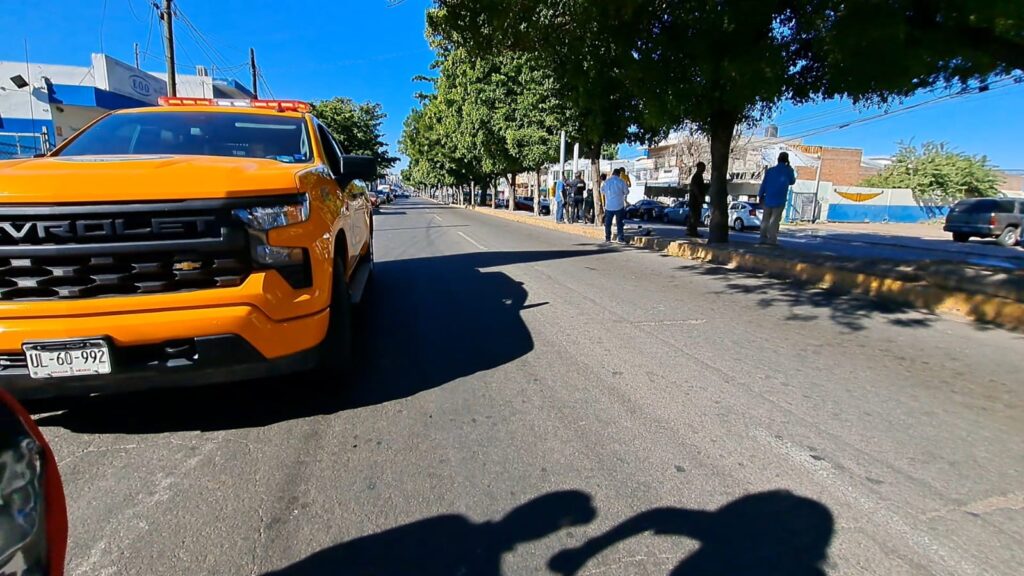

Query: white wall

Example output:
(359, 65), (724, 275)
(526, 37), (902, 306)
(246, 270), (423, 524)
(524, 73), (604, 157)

(92, 54), (166, 104)
(0, 61), (72, 129)
(51, 104), (106, 143)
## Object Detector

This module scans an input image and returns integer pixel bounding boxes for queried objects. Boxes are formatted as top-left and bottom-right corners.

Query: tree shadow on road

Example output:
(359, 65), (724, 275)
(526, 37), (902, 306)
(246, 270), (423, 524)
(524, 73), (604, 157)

(31, 249), (607, 434)
(689, 264), (941, 332)
(549, 490), (833, 576)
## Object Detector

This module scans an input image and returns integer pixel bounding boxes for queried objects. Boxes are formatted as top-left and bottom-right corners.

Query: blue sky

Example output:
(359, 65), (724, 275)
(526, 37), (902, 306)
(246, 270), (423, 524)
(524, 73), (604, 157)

(2, 0), (1021, 170)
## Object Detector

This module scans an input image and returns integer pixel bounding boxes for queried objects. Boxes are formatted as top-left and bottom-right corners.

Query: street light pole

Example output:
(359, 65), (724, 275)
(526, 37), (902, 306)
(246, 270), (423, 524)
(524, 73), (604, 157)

(161, 0), (177, 97)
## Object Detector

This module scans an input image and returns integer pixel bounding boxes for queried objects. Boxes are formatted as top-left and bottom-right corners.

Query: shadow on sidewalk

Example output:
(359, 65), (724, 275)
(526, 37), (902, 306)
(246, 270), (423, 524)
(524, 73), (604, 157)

(32, 249), (608, 434)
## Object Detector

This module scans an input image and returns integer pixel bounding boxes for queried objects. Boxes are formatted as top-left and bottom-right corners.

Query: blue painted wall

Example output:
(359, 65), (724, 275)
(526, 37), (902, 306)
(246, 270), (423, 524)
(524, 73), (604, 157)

(48, 84), (149, 109)
(827, 204), (949, 223)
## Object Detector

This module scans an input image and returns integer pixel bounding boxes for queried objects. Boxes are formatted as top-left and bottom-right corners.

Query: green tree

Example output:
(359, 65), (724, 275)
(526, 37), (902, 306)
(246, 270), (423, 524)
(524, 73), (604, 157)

(429, 3), (636, 219)
(601, 144), (619, 161)
(401, 41), (566, 210)
(311, 97), (399, 179)
(432, 0), (1023, 241)
(861, 142), (1001, 204)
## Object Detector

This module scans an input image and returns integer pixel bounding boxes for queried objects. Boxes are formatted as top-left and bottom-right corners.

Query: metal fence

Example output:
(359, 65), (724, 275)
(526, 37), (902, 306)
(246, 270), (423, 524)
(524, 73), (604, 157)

(0, 132), (49, 159)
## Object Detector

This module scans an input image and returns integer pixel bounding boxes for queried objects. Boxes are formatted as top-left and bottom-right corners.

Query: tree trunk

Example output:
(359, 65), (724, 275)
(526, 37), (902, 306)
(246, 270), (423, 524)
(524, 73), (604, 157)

(534, 168), (542, 216)
(587, 144), (603, 224)
(707, 115), (738, 243)
(507, 173), (517, 211)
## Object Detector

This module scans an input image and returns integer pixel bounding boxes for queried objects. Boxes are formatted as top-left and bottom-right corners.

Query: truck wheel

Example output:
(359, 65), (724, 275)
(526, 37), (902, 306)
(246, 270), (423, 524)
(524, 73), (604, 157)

(317, 257), (353, 389)
(997, 226), (1019, 247)
(952, 232), (970, 243)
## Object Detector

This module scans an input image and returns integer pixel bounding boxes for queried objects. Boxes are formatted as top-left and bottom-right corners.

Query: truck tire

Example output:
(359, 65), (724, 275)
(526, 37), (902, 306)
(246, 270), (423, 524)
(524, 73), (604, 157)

(316, 256), (353, 389)
(997, 226), (1019, 248)
(952, 232), (970, 243)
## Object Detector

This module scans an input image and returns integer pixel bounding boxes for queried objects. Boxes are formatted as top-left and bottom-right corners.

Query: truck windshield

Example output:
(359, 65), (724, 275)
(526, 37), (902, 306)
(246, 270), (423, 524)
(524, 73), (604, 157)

(56, 111), (311, 163)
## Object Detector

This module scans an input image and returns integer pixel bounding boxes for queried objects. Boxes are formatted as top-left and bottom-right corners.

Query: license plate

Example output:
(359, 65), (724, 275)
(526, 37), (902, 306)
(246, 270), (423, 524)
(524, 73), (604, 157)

(23, 340), (111, 379)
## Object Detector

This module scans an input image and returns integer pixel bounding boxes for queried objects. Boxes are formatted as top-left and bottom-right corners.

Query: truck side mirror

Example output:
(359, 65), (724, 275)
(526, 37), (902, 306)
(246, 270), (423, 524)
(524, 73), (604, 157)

(339, 155), (377, 181)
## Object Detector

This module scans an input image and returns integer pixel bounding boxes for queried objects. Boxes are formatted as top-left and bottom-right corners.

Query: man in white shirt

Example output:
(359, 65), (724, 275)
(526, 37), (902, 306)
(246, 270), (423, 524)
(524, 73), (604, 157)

(601, 168), (630, 243)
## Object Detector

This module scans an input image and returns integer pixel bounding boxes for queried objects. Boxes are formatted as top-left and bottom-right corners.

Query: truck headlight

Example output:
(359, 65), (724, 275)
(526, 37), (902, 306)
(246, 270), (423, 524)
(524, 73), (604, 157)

(232, 194), (309, 231)
(254, 245), (305, 266)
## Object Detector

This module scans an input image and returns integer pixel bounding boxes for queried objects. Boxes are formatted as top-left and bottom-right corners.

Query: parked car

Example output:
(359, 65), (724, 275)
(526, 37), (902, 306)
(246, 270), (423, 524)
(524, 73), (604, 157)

(728, 201), (764, 231)
(702, 203), (761, 230)
(625, 199), (668, 221)
(368, 191), (381, 208)
(0, 97), (376, 398)
(662, 201), (690, 225)
(514, 196), (551, 215)
(944, 198), (1023, 247)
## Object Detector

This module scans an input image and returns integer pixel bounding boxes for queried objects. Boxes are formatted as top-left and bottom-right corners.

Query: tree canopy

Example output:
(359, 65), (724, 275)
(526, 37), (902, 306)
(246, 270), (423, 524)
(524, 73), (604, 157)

(861, 142), (1002, 203)
(399, 40), (568, 204)
(430, 0), (1023, 241)
(311, 97), (399, 179)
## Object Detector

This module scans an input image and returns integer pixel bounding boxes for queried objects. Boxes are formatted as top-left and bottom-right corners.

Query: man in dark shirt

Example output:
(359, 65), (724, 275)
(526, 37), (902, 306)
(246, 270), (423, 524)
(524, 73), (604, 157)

(687, 162), (708, 238)
(570, 171), (586, 223)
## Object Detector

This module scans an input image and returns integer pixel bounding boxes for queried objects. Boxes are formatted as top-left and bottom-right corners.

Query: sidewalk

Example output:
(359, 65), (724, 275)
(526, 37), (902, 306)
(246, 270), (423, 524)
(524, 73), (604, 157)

(471, 205), (1024, 331)
(785, 221), (949, 240)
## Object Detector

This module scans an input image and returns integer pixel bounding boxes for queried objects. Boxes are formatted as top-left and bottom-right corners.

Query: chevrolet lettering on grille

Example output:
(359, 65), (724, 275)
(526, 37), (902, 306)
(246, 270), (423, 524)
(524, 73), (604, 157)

(0, 217), (219, 243)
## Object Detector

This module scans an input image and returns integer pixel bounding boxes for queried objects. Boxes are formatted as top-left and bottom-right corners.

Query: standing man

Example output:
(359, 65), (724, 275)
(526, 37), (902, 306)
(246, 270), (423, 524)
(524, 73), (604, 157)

(554, 177), (567, 223)
(601, 168), (630, 243)
(570, 171), (586, 223)
(687, 162), (708, 238)
(758, 152), (797, 246)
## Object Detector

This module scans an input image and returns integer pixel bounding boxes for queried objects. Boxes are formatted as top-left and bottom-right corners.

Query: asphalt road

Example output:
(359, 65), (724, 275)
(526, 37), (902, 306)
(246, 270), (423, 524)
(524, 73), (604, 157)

(32, 197), (1023, 575)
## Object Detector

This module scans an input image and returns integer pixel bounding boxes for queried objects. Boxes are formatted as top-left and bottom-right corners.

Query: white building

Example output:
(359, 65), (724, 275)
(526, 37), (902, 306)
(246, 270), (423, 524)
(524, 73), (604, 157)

(1, 53), (254, 158)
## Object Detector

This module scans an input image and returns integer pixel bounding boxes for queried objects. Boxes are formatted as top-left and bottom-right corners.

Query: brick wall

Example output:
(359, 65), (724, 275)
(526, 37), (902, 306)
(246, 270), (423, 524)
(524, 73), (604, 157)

(998, 173), (1023, 193)
(794, 147), (868, 186)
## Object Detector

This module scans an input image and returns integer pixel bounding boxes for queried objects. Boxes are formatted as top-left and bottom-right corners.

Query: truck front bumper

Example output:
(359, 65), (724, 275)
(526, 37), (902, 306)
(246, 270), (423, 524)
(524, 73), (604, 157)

(0, 306), (328, 399)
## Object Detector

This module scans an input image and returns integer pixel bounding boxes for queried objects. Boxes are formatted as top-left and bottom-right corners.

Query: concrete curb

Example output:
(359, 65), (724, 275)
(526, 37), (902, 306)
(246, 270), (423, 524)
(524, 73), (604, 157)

(656, 240), (1024, 332)
(474, 207), (607, 240)
(470, 204), (1024, 331)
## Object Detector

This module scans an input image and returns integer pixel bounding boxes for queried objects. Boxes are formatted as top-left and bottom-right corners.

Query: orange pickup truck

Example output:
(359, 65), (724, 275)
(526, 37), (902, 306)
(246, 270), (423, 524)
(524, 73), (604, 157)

(0, 98), (375, 398)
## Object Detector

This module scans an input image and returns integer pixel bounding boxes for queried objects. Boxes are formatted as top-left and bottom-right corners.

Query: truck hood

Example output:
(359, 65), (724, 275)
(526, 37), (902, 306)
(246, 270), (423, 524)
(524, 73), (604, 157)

(0, 155), (310, 203)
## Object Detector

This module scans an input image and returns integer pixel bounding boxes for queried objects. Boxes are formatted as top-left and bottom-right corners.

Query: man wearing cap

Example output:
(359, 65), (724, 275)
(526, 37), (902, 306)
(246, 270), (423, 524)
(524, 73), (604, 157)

(758, 152), (797, 246)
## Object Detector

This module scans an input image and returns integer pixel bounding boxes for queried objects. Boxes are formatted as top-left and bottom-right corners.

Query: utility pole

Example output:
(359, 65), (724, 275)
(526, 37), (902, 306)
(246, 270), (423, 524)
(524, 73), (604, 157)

(161, 0), (176, 97)
(249, 47), (259, 98)
(134, 42), (140, 69)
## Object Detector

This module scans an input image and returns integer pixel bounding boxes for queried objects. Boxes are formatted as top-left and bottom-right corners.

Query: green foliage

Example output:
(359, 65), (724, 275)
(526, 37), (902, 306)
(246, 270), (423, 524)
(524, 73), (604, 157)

(311, 97), (398, 179)
(861, 142), (1001, 203)
(399, 44), (566, 192)
(601, 144), (619, 161)
(431, 0), (1023, 241)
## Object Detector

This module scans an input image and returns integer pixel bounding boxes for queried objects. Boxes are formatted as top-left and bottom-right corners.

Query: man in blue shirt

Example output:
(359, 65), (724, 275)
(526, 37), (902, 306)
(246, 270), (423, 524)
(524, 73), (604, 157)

(554, 177), (566, 223)
(601, 168), (630, 243)
(758, 152), (797, 245)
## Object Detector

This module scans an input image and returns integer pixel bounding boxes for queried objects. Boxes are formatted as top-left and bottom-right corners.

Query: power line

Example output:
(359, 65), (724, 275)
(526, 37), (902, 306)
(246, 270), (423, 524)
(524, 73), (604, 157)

(257, 70), (275, 99)
(127, 0), (147, 23)
(777, 76), (1024, 144)
(174, 6), (231, 69)
(99, 0), (108, 53)
(143, 2), (156, 54)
